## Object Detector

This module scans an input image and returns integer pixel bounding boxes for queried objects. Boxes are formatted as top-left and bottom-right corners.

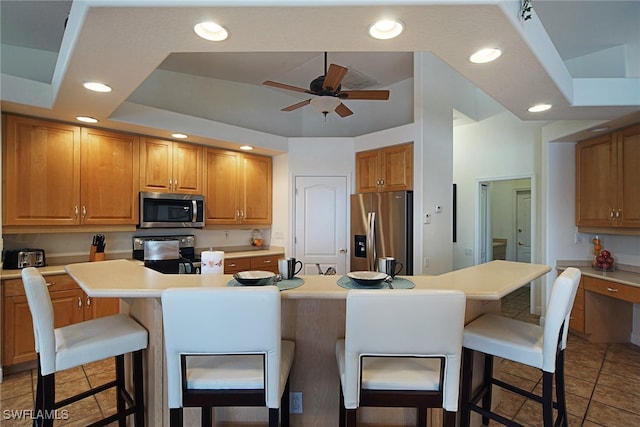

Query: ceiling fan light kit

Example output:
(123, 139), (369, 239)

(310, 96), (342, 115)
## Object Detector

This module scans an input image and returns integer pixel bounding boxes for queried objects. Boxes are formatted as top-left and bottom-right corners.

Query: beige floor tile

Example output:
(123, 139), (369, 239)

(54, 377), (92, 402)
(82, 358), (115, 378)
(0, 370), (32, 402)
(586, 400), (640, 426)
(592, 382), (640, 415)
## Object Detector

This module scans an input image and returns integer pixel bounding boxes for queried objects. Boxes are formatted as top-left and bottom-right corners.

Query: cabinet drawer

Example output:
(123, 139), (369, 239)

(583, 276), (640, 303)
(224, 258), (251, 274)
(250, 255), (280, 273)
(3, 274), (78, 297)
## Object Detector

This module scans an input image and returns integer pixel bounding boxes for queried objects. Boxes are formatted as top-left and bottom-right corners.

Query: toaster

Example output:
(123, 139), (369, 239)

(3, 249), (46, 269)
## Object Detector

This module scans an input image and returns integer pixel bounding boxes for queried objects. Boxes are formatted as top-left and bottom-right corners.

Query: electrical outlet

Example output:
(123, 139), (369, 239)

(290, 392), (303, 414)
(423, 213), (431, 224)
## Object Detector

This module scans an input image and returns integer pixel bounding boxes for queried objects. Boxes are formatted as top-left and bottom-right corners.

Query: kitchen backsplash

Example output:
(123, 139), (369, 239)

(2, 229), (273, 266)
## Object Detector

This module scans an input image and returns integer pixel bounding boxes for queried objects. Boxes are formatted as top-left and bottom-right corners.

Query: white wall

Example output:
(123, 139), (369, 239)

(453, 111), (546, 270)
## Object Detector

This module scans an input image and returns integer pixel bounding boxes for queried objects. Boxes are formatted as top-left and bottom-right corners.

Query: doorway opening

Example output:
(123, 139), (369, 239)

(477, 176), (538, 313)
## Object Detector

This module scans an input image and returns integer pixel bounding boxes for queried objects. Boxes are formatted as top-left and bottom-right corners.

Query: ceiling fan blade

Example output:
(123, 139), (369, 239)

(263, 80), (310, 94)
(338, 90), (390, 100)
(322, 64), (348, 92)
(335, 102), (353, 118)
(281, 99), (311, 111)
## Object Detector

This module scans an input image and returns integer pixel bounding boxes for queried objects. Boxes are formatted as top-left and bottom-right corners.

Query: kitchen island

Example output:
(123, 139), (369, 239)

(66, 259), (550, 427)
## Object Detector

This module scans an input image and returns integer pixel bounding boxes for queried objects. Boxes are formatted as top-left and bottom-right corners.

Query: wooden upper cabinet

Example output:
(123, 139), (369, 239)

(80, 128), (139, 225)
(204, 148), (272, 225)
(3, 115), (139, 226)
(3, 115), (81, 225)
(140, 138), (203, 194)
(576, 124), (640, 228)
(355, 142), (413, 193)
(617, 124), (640, 227)
(241, 153), (272, 224)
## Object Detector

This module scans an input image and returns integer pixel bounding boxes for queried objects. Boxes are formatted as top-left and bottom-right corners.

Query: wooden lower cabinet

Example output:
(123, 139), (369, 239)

(2, 274), (119, 367)
(569, 274), (639, 342)
(224, 255), (282, 275)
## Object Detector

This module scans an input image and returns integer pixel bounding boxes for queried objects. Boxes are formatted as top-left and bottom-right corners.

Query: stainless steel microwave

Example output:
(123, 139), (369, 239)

(139, 192), (205, 228)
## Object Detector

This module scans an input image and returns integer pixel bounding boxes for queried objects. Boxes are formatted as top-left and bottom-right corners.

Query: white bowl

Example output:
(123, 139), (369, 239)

(233, 270), (276, 286)
(347, 271), (387, 286)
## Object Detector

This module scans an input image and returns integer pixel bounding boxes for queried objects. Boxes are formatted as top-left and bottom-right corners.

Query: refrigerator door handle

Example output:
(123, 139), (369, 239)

(367, 212), (376, 271)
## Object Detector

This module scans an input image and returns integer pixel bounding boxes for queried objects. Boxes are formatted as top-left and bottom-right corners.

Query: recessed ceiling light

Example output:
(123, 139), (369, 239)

(83, 82), (112, 93)
(194, 21), (228, 41)
(369, 19), (404, 40)
(528, 103), (552, 113)
(469, 48), (502, 64)
(76, 116), (98, 123)
(172, 133), (188, 139)
(239, 145), (254, 151)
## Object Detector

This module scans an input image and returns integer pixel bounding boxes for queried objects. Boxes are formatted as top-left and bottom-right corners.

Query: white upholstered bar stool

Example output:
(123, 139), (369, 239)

(161, 286), (295, 427)
(336, 289), (467, 427)
(459, 267), (581, 427)
(21, 267), (148, 427)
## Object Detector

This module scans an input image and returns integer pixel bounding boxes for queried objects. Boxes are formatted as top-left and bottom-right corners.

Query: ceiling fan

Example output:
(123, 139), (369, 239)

(263, 53), (390, 118)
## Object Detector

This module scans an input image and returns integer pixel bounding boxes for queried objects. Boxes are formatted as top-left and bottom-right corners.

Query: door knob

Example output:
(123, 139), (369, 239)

(339, 248), (347, 254)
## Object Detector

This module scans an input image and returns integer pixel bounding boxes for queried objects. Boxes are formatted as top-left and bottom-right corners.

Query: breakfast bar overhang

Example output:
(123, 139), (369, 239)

(66, 259), (551, 427)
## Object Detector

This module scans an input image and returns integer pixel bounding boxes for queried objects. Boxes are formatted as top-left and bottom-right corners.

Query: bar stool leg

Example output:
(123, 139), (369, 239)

(169, 408), (183, 427)
(555, 350), (568, 427)
(201, 407), (212, 427)
(339, 387), (346, 427)
(416, 407), (427, 427)
(481, 354), (494, 426)
(281, 378), (290, 427)
(115, 355), (126, 427)
(268, 408), (279, 427)
(346, 408), (356, 426)
(459, 348), (474, 427)
(133, 349), (145, 426)
(41, 373), (55, 427)
(542, 371), (554, 427)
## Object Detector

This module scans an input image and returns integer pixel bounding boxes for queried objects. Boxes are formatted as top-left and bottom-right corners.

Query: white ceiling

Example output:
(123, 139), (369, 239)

(1, 0), (639, 151)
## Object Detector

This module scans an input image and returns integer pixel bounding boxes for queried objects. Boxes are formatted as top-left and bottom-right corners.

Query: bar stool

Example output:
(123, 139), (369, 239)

(459, 267), (581, 427)
(161, 286), (295, 427)
(335, 289), (466, 427)
(21, 267), (148, 427)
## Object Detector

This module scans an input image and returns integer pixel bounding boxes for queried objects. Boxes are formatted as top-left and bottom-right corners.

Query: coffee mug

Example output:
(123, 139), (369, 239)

(278, 257), (303, 280)
(378, 257), (403, 278)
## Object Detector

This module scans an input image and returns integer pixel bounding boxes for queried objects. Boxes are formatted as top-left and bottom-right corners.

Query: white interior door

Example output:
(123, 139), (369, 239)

(294, 176), (348, 275)
(516, 190), (532, 263)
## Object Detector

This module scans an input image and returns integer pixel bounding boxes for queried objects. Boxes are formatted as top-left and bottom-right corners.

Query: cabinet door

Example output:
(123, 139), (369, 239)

(2, 289), (84, 366)
(80, 128), (139, 224)
(575, 134), (617, 227)
(85, 295), (120, 320)
(355, 150), (381, 193)
(140, 137), (173, 193)
(381, 143), (413, 191)
(204, 148), (241, 224)
(3, 115), (81, 225)
(617, 124), (640, 227)
(173, 142), (203, 194)
(241, 153), (272, 225)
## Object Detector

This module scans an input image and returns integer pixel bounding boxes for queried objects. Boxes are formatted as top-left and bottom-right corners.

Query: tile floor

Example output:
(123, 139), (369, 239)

(496, 285), (640, 426)
(0, 286), (639, 426)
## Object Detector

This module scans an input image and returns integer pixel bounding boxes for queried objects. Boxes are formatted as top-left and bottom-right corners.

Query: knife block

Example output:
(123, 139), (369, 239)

(89, 245), (105, 262)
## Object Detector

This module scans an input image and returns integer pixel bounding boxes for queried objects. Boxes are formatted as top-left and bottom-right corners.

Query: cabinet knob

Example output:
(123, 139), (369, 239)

(616, 209), (621, 219)
(174, 180), (178, 190)
(78, 296), (83, 309)
(606, 287), (619, 293)
(46, 281), (55, 287)
(74, 206), (79, 218)
(82, 205), (87, 219)
(86, 296), (91, 307)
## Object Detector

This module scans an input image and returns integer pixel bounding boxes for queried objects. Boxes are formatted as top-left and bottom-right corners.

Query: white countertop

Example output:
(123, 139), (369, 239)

(64, 259), (551, 301)
(556, 261), (640, 288)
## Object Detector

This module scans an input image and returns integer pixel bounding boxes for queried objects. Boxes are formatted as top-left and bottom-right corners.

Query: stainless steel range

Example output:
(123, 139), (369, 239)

(132, 235), (200, 274)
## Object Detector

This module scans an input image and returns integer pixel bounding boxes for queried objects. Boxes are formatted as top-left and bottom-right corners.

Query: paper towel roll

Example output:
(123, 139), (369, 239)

(201, 251), (224, 275)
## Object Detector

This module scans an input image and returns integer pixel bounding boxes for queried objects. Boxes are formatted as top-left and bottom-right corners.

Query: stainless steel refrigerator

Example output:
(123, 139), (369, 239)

(350, 191), (413, 274)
